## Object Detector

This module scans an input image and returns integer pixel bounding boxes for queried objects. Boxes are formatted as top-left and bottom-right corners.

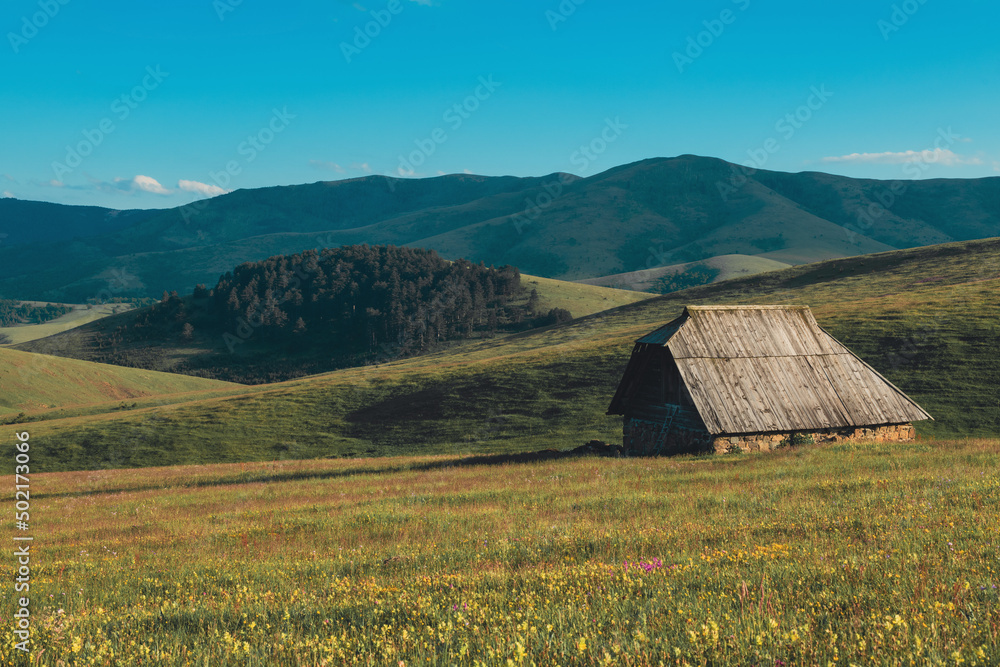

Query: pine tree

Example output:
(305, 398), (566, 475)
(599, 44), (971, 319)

(226, 288), (240, 313)
(527, 287), (540, 314)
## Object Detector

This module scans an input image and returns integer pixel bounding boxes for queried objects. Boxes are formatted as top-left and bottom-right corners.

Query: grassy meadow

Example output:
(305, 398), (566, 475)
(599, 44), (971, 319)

(577, 254), (793, 292)
(0, 347), (238, 421)
(10, 270), (654, 385)
(2, 437), (997, 665)
(0, 303), (134, 347)
(0, 239), (997, 664)
(4, 237), (999, 471)
(519, 275), (654, 315)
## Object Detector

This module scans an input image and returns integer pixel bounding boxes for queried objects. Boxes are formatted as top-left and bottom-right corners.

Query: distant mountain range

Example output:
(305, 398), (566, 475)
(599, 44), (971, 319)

(1, 155), (998, 302)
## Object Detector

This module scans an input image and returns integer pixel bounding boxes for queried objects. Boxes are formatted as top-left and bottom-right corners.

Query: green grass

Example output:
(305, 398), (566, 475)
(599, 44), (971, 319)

(577, 253), (793, 292)
(12, 272), (656, 384)
(4, 237), (998, 472)
(520, 274), (654, 314)
(0, 346), (238, 419)
(0, 302), (131, 345)
(3, 437), (997, 665)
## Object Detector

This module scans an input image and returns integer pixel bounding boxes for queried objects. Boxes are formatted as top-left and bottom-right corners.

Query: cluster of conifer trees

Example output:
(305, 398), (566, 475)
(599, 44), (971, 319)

(0, 299), (72, 327)
(210, 245), (531, 355)
(69, 245), (572, 383)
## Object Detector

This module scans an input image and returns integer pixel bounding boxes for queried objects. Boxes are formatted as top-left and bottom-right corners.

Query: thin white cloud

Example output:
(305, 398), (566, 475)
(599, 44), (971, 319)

(2, 174), (15, 183)
(310, 160), (346, 173)
(178, 179), (228, 197)
(351, 162), (373, 173)
(131, 175), (171, 194)
(822, 148), (982, 166)
(2, 191), (14, 198)
(463, 168), (474, 174)
(82, 174), (172, 195)
(47, 179), (64, 188)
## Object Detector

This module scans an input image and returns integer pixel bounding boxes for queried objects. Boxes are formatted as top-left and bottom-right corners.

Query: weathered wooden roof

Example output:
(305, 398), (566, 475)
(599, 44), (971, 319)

(614, 305), (932, 434)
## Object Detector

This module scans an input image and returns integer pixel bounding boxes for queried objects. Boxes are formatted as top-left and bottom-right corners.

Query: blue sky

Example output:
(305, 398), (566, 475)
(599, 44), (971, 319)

(2, 0), (998, 209)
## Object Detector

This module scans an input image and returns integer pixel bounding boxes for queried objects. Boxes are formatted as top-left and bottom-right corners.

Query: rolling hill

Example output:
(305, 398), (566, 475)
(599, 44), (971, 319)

(2, 156), (998, 302)
(577, 254), (793, 292)
(0, 346), (237, 419)
(13, 255), (655, 383)
(5, 236), (998, 472)
(0, 301), (137, 345)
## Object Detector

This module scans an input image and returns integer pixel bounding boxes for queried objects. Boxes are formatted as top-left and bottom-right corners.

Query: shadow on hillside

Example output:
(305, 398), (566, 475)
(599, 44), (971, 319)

(33, 444), (624, 500)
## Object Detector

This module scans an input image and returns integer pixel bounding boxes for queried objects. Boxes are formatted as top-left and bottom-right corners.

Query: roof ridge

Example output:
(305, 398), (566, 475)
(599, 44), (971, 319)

(685, 304), (810, 311)
(678, 352), (856, 359)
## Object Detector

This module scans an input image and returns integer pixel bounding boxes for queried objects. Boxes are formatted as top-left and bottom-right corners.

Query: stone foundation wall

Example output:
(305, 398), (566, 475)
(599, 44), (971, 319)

(711, 423), (916, 455)
(624, 419), (917, 456)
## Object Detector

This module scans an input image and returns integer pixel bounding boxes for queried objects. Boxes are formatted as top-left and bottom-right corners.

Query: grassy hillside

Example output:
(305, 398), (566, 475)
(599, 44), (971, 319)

(577, 253), (793, 292)
(5, 438), (997, 664)
(5, 237), (999, 472)
(0, 346), (238, 418)
(522, 275), (653, 313)
(0, 301), (134, 345)
(2, 156), (998, 301)
(13, 270), (655, 383)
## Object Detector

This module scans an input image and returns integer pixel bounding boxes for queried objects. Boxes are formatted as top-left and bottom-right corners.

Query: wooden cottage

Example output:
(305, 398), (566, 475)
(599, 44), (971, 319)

(607, 305), (932, 455)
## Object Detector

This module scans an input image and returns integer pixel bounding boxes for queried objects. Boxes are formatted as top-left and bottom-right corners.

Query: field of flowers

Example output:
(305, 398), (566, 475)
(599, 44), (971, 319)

(3, 437), (998, 665)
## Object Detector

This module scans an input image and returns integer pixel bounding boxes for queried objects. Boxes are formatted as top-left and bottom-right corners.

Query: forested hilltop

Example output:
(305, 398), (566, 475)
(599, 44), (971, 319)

(210, 244), (535, 354)
(0, 300), (72, 327)
(22, 245), (570, 384)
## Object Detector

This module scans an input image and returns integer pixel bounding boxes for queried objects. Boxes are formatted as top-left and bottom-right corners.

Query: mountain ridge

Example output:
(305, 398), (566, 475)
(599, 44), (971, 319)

(2, 155), (998, 302)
